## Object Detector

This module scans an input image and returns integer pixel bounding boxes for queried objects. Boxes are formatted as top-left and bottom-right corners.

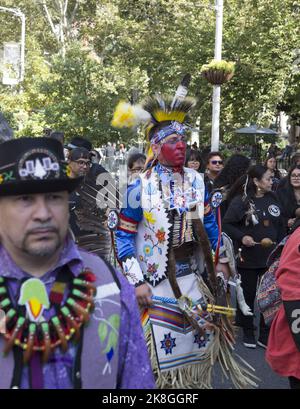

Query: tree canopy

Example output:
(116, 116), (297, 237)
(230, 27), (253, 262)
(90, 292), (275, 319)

(0, 0), (299, 146)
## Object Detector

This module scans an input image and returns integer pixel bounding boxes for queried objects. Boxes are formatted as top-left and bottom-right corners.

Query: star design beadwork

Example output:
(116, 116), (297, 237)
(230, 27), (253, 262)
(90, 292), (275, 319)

(194, 332), (210, 348)
(160, 332), (176, 355)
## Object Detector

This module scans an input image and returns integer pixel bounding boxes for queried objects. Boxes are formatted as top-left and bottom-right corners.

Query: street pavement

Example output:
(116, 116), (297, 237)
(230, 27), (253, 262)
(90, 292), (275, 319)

(212, 327), (289, 389)
(212, 293), (289, 389)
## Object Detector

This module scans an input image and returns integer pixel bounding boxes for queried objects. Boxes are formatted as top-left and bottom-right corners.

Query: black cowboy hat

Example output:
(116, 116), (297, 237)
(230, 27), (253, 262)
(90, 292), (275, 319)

(0, 137), (82, 196)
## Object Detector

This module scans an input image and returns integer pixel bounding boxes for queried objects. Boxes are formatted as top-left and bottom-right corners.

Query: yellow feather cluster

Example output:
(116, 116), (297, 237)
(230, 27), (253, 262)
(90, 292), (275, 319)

(154, 110), (186, 123)
(111, 101), (137, 128)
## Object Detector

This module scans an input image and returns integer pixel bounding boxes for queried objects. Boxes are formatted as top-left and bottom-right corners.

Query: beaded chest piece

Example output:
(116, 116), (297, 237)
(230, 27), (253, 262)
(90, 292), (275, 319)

(0, 268), (96, 364)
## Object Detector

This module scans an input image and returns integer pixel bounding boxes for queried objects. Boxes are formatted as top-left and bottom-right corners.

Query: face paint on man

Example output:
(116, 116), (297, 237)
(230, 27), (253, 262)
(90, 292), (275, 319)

(157, 134), (187, 168)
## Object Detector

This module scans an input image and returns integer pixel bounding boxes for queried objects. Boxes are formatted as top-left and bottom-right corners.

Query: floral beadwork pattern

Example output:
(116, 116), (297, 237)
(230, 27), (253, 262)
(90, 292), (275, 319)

(123, 257), (144, 285)
(143, 211), (156, 224)
(147, 262), (159, 275)
(143, 244), (153, 257)
(155, 228), (166, 244)
(141, 211), (168, 281)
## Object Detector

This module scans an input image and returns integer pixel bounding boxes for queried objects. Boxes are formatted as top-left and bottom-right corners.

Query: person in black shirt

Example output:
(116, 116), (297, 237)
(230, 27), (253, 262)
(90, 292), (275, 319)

(276, 164), (300, 233)
(68, 147), (92, 237)
(223, 165), (285, 349)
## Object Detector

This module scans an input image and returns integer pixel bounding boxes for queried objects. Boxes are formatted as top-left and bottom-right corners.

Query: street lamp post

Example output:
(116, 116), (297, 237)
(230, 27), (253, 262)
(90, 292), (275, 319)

(211, 0), (223, 151)
(19, 10), (25, 82)
(0, 6), (25, 83)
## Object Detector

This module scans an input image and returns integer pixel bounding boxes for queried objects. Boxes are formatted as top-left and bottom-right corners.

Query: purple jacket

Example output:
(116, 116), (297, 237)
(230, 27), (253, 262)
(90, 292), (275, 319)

(0, 239), (155, 389)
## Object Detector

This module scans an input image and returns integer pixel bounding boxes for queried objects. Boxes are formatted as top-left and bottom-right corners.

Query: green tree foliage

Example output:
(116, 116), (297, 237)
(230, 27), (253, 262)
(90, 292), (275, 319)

(0, 0), (299, 146)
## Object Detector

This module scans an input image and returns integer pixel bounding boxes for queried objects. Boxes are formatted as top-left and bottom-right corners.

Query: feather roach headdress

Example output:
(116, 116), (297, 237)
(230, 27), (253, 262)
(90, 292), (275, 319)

(111, 74), (196, 140)
(111, 74), (196, 166)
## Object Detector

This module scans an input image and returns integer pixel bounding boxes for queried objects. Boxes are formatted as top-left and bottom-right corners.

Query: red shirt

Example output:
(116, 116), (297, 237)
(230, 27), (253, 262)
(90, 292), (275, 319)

(266, 227), (300, 378)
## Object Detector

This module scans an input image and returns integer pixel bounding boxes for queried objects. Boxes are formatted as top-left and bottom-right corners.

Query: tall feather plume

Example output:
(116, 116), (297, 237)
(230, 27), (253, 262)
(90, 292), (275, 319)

(171, 73), (191, 110)
(111, 74), (195, 131)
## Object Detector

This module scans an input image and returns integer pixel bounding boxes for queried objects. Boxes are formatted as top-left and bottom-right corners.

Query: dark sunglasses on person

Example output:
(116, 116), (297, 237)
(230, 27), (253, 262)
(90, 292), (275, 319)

(211, 160), (223, 165)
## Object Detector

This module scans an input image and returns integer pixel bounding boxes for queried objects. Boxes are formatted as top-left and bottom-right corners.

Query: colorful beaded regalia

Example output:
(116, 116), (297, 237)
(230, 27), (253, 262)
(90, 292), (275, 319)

(111, 76), (258, 389)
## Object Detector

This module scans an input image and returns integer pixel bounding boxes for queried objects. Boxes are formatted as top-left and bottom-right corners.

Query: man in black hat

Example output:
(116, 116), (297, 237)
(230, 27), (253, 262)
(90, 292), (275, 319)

(0, 137), (154, 389)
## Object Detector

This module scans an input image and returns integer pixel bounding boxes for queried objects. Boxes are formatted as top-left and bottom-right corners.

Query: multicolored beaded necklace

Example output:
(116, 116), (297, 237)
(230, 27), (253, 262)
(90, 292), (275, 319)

(0, 268), (96, 364)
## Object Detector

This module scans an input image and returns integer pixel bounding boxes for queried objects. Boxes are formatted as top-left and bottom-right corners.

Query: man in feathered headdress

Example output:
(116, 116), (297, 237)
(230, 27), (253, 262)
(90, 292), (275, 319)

(110, 76), (256, 389)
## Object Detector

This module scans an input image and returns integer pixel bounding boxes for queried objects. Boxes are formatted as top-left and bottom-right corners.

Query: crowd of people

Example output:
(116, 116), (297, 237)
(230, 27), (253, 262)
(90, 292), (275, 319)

(1, 101), (300, 390)
(90, 126), (300, 387)
(114, 141), (300, 388)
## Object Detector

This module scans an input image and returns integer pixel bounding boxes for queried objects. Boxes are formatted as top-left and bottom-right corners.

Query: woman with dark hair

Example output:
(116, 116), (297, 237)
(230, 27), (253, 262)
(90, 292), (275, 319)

(276, 164), (300, 232)
(277, 153), (300, 190)
(185, 149), (203, 172)
(264, 156), (281, 191)
(212, 154), (250, 219)
(223, 165), (285, 349)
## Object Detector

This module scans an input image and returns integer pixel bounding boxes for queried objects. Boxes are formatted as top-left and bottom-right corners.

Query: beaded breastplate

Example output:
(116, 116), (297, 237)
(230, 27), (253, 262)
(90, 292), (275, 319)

(0, 268), (96, 364)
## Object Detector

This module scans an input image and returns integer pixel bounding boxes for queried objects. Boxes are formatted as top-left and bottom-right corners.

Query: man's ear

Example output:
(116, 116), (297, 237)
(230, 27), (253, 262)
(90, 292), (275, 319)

(151, 144), (160, 156)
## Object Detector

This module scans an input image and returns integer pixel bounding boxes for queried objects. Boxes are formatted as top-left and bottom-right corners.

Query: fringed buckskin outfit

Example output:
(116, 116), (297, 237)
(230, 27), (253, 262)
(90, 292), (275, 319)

(115, 164), (256, 388)
(111, 80), (257, 388)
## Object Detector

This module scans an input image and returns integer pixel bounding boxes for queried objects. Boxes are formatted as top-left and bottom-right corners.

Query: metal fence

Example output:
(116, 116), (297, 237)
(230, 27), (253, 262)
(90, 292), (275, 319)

(277, 156), (292, 171)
